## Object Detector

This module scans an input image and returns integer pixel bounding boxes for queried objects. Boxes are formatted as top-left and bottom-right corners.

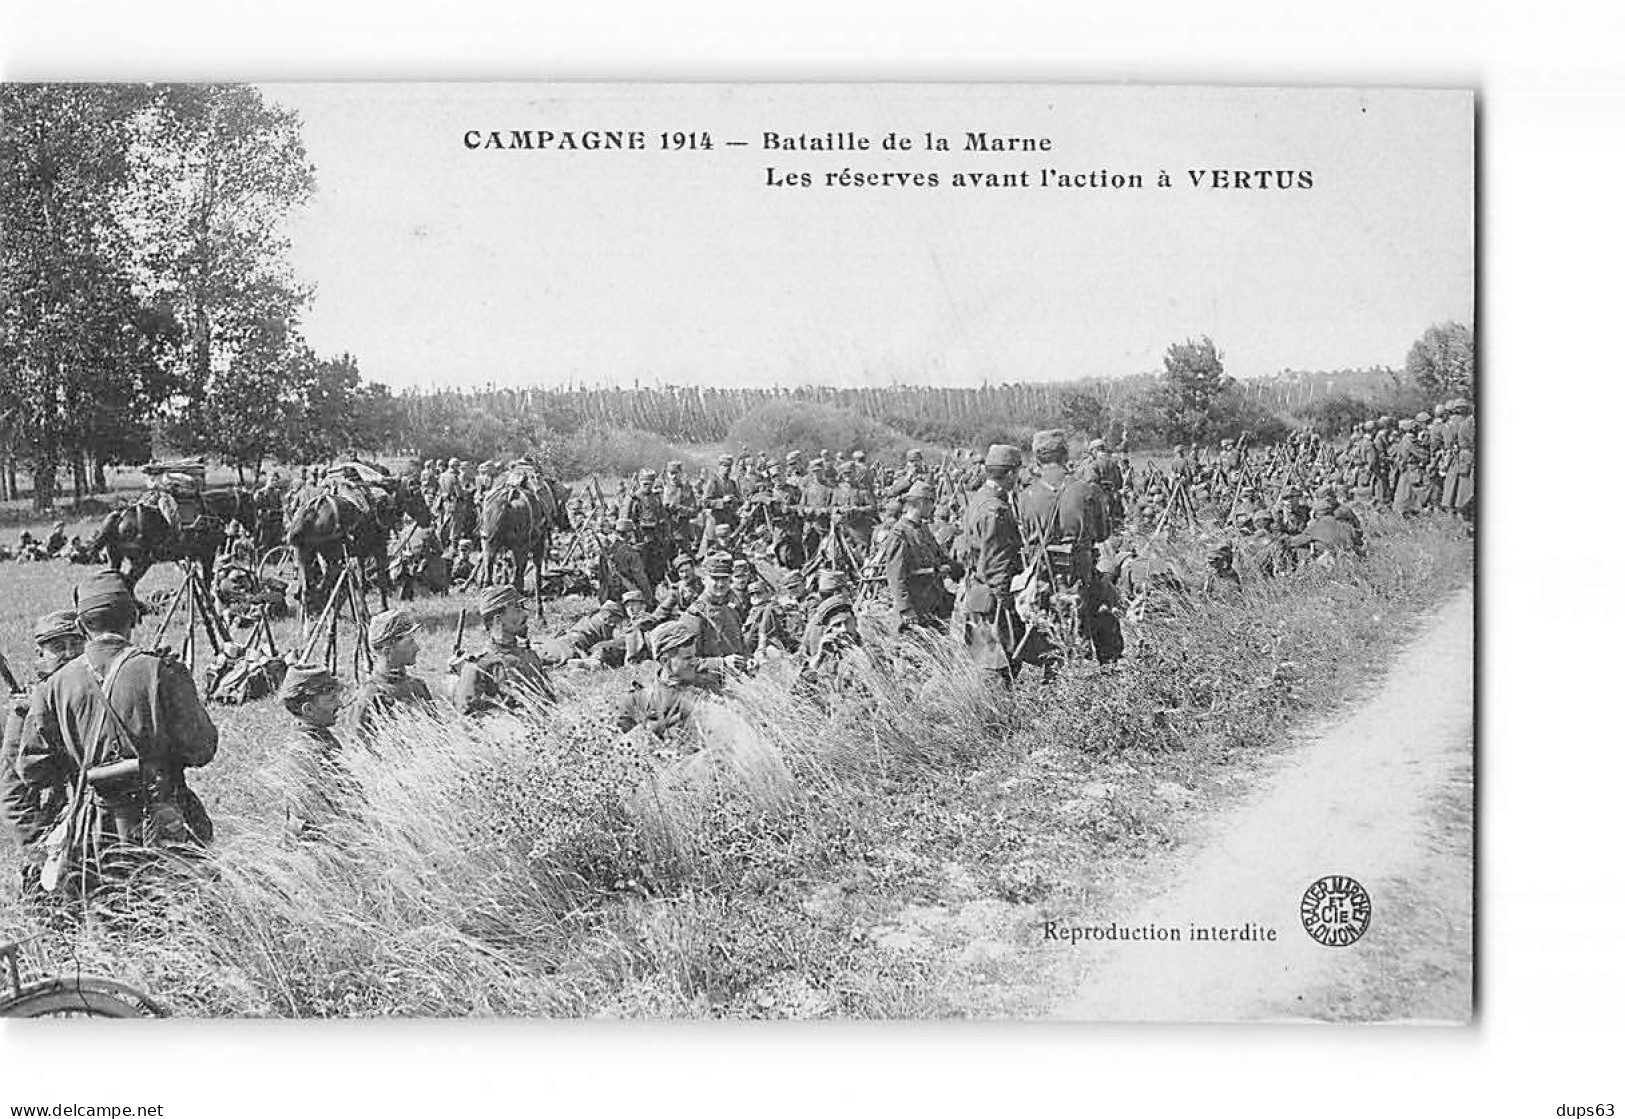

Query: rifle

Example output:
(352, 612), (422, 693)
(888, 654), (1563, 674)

(449, 606), (469, 672)
(0, 651), (22, 695)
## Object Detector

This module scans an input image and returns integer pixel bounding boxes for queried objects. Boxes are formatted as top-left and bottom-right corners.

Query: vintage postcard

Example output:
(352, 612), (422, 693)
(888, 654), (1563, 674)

(0, 82), (1474, 1021)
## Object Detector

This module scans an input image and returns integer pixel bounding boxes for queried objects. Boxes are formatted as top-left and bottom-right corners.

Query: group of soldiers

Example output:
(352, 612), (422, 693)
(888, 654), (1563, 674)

(1, 400), (1475, 899)
(0, 522), (98, 566)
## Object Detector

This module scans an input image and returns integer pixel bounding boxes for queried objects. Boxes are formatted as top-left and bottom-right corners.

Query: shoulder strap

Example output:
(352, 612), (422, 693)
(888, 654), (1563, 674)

(82, 647), (142, 763)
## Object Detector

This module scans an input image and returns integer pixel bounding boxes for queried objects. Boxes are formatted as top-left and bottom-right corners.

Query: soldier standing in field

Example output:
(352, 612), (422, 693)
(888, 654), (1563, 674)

(700, 453), (743, 554)
(453, 585), (556, 716)
(621, 468), (671, 586)
(798, 456), (836, 557)
(1441, 398), (1476, 523)
(959, 444), (1050, 681)
(19, 571), (218, 890)
(597, 518), (653, 605)
(830, 460), (879, 560)
(879, 481), (958, 634)
(350, 609), (435, 738)
(3, 611), (83, 896)
(1018, 430), (1108, 596)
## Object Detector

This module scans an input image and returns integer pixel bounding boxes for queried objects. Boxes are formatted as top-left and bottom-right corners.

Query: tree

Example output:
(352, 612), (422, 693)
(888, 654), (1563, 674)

(0, 84), (165, 509)
(1058, 387), (1108, 439)
(1153, 336), (1233, 445)
(1405, 321), (1475, 402)
(292, 351), (363, 464)
(118, 84), (316, 451)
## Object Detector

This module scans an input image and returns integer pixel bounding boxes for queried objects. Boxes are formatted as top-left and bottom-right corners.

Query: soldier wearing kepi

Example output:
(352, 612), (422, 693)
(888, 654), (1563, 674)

(279, 663), (358, 842)
(454, 585), (556, 716)
(615, 615), (713, 742)
(3, 611), (83, 895)
(350, 609), (435, 738)
(880, 481), (959, 633)
(1018, 429), (1109, 598)
(960, 444), (1048, 680)
(685, 552), (746, 663)
(19, 571), (218, 890)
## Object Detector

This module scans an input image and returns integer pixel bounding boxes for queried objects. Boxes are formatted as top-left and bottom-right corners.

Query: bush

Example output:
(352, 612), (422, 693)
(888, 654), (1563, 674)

(726, 401), (911, 458)
(553, 424), (698, 479)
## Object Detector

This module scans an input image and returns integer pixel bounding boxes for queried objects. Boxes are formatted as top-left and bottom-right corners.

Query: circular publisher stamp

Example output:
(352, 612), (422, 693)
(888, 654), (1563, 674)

(1300, 875), (1372, 947)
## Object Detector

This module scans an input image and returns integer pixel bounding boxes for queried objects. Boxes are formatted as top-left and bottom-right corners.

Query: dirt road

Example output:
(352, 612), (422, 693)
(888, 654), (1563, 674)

(1056, 587), (1474, 1023)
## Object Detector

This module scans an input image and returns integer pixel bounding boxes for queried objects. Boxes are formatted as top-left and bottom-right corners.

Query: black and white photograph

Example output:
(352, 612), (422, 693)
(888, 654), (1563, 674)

(0, 82), (1478, 1027)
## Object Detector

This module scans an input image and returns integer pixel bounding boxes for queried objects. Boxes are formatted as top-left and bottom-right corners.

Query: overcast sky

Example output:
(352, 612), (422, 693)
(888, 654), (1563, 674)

(260, 83), (1473, 391)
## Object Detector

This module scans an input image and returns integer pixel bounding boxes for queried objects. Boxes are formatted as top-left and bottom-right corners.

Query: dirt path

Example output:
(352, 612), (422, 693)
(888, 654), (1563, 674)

(1055, 587), (1474, 1023)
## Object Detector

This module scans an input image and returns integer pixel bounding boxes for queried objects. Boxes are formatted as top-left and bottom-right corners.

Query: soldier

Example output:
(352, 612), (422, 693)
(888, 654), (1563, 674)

(279, 663), (358, 842)
(1441, 398), (1476, 522)
(3, 611), (83, 894)
(653, 552), (705, 623)
(1017, 429), (1109, 597)
(621, 467), (671, 585)
(621, 588), (657, 666)
(700, 453), (743, 550)
(830, 461), (879, 558)
(1288, 497), (1364, 562)
(885, 447), (930, 498)
(1089, 438), (1126, 531)
(797, 571), (866, 696)
(44, 521), (68, 557)
(213, 538), (263, 628)
(959, 444), (1048, 680)
(1392, 418), (1431, 516)
(453, 585), (557, 716)
(19, 571), (217, 889)
(597, 518), (653, 604)
(350, 610), (435, 738)
(615, 616), (713, 740)
(879, 481), (958, 633)
(799, 457), (836, 556)
(535, 599), (628, 668)
(685, 552), (746, 661)
(741, 578), (798, 659)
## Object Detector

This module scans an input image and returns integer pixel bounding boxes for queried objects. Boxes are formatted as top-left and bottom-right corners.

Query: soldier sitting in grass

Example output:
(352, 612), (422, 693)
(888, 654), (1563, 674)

(350, 609), (435, 738)
(453, 585), (556, 716)
(614, 615), (711, 743)
(280, 663), (358, 842)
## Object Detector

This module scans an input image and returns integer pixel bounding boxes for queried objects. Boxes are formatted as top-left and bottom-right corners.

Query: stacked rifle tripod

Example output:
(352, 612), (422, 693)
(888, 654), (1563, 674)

(297, 553), (375, 681)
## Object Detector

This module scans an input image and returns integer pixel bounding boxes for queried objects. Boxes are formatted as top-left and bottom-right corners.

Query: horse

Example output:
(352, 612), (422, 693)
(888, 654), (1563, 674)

(479, 476), (572, 609)
(285, 477), (430, 615)
(89, 488), (258, 593)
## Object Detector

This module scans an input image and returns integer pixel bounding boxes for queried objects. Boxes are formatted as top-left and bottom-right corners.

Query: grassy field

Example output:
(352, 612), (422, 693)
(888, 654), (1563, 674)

(0, 506), (1473, 1018)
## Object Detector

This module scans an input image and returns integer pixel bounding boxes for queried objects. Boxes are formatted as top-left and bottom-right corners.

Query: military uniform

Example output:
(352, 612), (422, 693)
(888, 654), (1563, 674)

(621, 480), (671, 585)
(350, 667), (434, 737)
(1016, 461), (1108, 586)
(454, 637), (555, 715)
(685, 593), (745, 659)
(20, 631), (218, 864)
(959, 462), (1041, 675)
(597, 532), (653, 603)
(879, 513), (955, 630)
